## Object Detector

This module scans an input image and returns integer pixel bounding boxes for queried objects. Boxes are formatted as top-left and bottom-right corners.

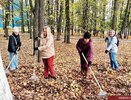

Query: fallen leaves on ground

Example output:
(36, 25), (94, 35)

(0, 34), (131, 100)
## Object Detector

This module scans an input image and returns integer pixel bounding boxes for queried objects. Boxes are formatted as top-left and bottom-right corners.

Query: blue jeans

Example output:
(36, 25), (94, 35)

(109, 52), (118, 69)
(9, 52), (18, 70)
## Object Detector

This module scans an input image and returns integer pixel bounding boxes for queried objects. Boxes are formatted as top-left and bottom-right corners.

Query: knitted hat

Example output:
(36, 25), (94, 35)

(13, 27), (19, 33)
(83, 32), (91, 39)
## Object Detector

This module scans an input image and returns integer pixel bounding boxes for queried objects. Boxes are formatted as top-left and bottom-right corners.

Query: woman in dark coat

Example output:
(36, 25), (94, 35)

(8, 27), (21, 70)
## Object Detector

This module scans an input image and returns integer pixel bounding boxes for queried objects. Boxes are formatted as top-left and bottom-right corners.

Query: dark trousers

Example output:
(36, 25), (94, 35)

(80, 55), (89, 77)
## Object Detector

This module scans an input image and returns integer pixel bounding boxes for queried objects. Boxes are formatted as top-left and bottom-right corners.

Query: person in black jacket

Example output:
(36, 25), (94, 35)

(8, 27), (21, 70)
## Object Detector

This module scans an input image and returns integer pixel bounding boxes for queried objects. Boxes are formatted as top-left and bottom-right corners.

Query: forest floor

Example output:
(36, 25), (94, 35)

(0, 33), (131, 100)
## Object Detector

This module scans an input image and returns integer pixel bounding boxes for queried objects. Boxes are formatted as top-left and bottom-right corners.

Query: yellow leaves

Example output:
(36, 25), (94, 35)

(23, 81), (27, 86)
(0, 34), (131, 99)
(82, 94), (87, 100)
(70, 81), (79, 92)
(129, 88), (131, 93)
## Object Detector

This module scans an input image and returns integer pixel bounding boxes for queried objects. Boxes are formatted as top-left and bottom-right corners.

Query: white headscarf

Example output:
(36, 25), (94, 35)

(13, 27), (19, 33)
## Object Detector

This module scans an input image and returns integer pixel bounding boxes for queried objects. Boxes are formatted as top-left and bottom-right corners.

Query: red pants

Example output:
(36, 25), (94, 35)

(42, 56), (56, 78)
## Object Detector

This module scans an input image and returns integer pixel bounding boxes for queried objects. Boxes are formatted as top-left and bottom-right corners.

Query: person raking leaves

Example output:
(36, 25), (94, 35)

(76, 32), (93, 81)
(8, 27), (21, 71)
(35, 26), (56, 79)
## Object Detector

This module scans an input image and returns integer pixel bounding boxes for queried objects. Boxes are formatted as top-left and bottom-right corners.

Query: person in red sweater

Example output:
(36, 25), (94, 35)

(76, 32), (93, 80)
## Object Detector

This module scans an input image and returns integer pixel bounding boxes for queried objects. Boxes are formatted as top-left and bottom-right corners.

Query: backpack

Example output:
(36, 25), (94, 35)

(116, 38), (119, 47)
(109, 37), (119, 47)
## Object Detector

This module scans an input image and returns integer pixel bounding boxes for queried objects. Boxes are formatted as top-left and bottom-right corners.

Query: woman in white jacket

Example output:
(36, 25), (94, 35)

(38, 26), (56, 79)
(105, 30), (119, 70)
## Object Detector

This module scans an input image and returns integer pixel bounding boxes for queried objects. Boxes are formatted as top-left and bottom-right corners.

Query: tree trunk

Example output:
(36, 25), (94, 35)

(65, 0), (70, 43)
(25, 0), (30, 33)
(119, 1), (124, 38)
(27, 14), (30, 34)
(53, 0), (58, 35)
(29, 0), (35, 39)
(2, 8), (5, 30)
(82, 0), (88, 31)
(29, 13), (33, 39)
(120, 0), (130, 39)
(20, 0), (25, 33)
(93, 0), (97, 35)
(120, 1), (124, 20)
(64, 26), (67, 42)
(33, 0), (39, 56)
(112, 0), (118, 30)
(56, 0), (59, 37)
(50, 0), (54, 34)
(4, 0), (10, 39)
(29, 0), (35, 13)
(127, 7), (130, 36)
(11, 0), (14, 28)
(71, 0), (74, 36)
(38, 0), (44, 62)
(56, 1), (63, 41)
(47, 0), (50, 25)
(101, 4), (106, 38)
(38, 0), (44, 37)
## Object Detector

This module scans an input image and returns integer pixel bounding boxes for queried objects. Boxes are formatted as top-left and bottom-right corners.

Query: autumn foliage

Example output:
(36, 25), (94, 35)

(0, 34), (131, 100)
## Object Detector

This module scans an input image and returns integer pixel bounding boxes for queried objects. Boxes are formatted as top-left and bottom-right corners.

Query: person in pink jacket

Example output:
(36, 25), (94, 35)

(37, 26), (56, 79)
(76, 32), (93, 80)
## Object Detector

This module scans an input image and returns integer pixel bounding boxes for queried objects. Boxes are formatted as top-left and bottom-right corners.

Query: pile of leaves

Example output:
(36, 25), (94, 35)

(0, 34), (130, 100)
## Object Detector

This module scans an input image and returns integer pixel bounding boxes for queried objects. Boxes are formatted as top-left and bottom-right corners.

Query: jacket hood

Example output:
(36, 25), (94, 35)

(40, 26), (52, 39)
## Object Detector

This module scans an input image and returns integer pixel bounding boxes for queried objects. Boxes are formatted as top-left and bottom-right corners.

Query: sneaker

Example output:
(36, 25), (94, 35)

(16, 66), (19, 69)
(10, 68), (16, 71)
(115, 68), (119, 71)
(50, 75), (57, 80)
(81, 77), (87, 83)
(111, 67), (115, 70)
(44, 76), (50, 79)
(81, 76), (86, 81)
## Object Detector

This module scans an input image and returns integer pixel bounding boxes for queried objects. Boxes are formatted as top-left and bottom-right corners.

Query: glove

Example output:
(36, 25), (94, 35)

(34, 47), (38, 51)
(17, 47), (20, 51)
(88, 61), (92, 66)
(35, 37), (38, 40)
(79, 49), (83, 53)
(35, 37), (40, 40)
(105, 37), (108, 42)
(79, 50), (83, 53)
(105, 50), (108, 53)
(19, 42), (21, 47)
(14, 51), (17, 54)
(38, 47), (43, 51)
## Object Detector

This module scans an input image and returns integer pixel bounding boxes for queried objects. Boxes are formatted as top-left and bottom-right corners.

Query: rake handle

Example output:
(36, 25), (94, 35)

(32, 50), (38, 73)
(6, 47), (19, 70)
(6, 54), (16, 70)
(82, 53), (103, 91)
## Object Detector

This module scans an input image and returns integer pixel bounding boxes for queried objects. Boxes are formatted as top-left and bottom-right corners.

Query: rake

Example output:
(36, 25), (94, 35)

(29, 50), (38, 81)
(82, 53), (107, 97)
(5, 54), (16, 74)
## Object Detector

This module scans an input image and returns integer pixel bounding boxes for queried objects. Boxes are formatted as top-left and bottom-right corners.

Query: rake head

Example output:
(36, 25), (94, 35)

(5, 69), (10, 75)
(98, 89), (107, 98)
(29, 72), (38, 81)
